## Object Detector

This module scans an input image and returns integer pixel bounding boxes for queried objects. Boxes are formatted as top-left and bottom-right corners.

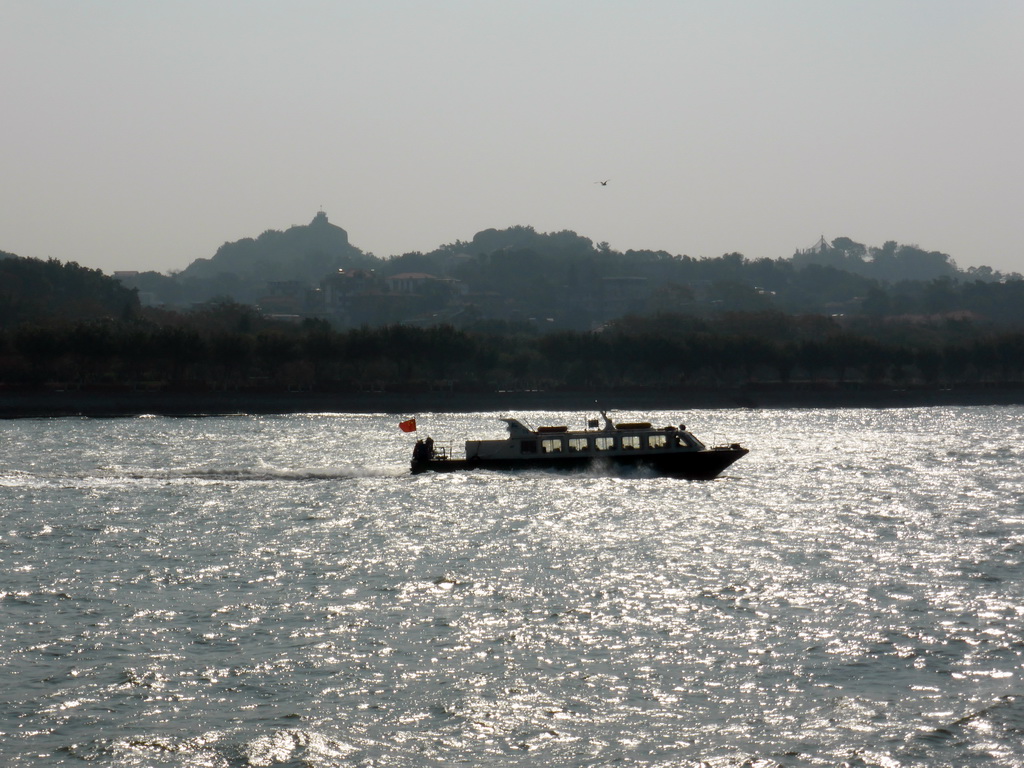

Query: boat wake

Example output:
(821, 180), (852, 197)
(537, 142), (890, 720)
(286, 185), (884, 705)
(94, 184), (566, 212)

(161, 464), (404, 482)
(0, 463), (406, 488)
(145, 461), (409, 482)
(579, 459), (660, 479)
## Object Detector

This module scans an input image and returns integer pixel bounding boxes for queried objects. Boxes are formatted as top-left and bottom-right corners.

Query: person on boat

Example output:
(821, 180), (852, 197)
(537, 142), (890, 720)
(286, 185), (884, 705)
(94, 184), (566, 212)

(413, 439), (429, 462)
(412, 436), (437, 463)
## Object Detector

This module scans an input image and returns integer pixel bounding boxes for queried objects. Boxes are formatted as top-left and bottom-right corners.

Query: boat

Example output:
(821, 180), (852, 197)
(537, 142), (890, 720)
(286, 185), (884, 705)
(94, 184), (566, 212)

(410, 411), (748, 480)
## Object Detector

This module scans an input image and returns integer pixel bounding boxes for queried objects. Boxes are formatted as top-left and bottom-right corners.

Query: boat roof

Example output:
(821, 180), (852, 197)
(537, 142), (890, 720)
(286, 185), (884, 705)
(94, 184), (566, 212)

(500, 416), (676, 438)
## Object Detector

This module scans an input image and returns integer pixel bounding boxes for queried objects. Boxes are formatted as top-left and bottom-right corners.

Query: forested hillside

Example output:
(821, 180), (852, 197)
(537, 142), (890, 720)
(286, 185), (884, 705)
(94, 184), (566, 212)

(0, 253), (140, 326)
(4, 225), (1024, 403)
(116, 218), (1024, 330)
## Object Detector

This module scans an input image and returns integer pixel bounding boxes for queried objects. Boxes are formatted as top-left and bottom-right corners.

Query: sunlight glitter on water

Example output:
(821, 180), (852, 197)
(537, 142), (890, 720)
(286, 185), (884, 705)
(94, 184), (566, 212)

(2, 407), (1024, 766)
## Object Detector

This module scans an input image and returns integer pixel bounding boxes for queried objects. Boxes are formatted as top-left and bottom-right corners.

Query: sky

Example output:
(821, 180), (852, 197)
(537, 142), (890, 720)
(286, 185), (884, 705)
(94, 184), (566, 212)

(3, 0), (1023, 275)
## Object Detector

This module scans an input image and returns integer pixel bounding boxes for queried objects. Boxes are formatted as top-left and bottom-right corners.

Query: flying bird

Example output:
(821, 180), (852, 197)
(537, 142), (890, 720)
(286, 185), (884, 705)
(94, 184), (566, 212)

(595, 179), (610, 186)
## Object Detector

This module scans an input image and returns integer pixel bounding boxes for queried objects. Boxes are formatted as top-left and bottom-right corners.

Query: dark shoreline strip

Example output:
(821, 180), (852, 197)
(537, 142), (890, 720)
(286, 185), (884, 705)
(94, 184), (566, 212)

(2, 386), (1023, 419)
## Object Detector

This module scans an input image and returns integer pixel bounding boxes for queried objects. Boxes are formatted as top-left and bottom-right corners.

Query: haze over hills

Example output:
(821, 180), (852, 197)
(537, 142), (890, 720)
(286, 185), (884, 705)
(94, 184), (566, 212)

(3, 212), (1023, 332)
(103, 212), (1019, 330)
(135, 213), (1006, 287)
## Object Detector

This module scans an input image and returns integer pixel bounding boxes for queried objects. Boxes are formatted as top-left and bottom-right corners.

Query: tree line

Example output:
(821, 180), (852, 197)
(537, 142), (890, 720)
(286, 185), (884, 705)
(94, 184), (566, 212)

(3, 302), (1023, 394)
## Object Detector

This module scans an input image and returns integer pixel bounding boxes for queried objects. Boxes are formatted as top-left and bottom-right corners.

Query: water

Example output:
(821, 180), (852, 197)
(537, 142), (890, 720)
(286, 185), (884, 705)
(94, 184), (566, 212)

(1, 407), (1023, 767)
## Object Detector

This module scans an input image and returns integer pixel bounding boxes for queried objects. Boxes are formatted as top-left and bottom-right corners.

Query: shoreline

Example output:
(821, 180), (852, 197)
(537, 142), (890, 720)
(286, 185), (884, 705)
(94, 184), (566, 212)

(2, 384), (1023, 418)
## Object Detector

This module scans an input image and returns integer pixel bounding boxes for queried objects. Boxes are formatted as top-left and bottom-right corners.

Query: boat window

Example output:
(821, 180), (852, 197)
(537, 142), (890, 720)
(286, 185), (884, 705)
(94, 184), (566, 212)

(675, 433), (704, 449)
(621, 435), (641, 450)
(648, 434), (668, 449)
(568, 437), (589, 452)
(520, 440), (537, 454)
(594, 436), (614, 451)
(541, 438), (564, 454)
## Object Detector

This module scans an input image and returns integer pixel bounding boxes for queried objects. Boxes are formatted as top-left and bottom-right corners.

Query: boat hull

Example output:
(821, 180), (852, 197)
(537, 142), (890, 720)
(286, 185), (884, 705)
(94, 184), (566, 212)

(411, 446), (748, 480)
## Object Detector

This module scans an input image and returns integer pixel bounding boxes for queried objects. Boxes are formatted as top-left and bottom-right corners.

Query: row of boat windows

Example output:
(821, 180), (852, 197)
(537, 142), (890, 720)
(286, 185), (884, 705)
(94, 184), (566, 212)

(521, 433), (702, 454)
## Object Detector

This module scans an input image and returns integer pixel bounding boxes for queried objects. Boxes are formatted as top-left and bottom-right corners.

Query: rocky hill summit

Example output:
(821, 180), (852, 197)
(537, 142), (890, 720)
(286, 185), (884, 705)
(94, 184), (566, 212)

(179, 211), (373, 285)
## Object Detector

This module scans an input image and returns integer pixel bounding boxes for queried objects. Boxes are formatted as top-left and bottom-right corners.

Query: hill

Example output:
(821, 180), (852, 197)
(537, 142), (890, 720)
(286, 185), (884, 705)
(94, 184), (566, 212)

(0, 254), (140, 326)
(112, 218), (1024, 330)
(174, 212), (376, 303)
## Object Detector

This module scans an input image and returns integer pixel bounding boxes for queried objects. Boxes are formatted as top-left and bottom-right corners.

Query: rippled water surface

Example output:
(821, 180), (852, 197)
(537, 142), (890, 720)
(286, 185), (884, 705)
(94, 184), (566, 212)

(2, 407), (1023, 767)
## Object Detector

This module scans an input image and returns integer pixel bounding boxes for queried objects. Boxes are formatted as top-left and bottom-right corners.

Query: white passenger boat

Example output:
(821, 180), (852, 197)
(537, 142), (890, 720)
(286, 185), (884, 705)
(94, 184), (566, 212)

(410, 411), (747, 479)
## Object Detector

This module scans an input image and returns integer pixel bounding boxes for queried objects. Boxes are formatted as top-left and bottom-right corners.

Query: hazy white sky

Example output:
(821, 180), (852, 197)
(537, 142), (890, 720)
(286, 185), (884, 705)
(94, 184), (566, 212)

(3, 1), (1023, 274)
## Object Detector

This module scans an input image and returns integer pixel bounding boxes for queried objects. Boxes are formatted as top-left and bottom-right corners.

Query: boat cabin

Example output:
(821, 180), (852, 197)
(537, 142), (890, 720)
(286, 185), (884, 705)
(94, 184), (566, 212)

(464, 417), (707, 462)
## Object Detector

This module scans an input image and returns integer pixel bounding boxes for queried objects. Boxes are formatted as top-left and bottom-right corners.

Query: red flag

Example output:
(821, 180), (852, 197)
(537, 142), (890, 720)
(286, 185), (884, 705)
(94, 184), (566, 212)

(399, 418), (417, 433)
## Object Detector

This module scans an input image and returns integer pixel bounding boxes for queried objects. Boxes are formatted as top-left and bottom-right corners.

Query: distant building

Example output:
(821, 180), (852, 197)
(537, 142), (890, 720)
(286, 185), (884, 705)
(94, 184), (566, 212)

(257, 281), (314, 315)
(319, 269), (382, 326)
(797, 236), (832, 255)
(385, 272), (456, 295)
